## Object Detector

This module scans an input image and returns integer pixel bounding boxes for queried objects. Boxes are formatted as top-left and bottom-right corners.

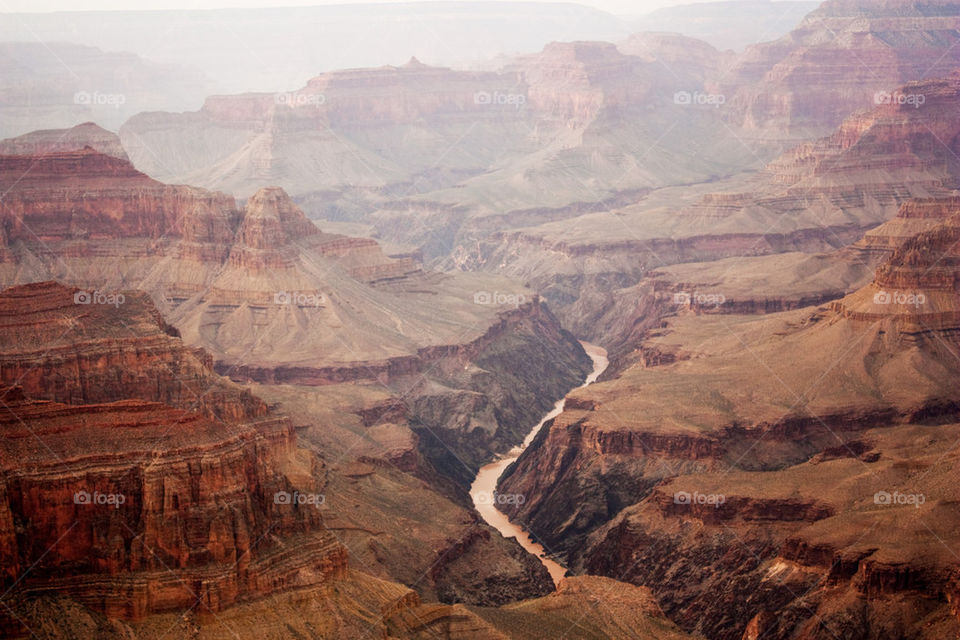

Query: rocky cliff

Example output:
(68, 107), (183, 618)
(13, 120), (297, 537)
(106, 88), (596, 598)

(495, 203), (960, 638)
(0, 129), (592, 502)
(119, 37), (762, 263)
(462, 70), (960, 360)
(0, 122), (130, 161)
(120, 59), (534, 198)
(0, 282), (345, 631)
(0, 284), (665, 639)
(711, 0), (960, 139)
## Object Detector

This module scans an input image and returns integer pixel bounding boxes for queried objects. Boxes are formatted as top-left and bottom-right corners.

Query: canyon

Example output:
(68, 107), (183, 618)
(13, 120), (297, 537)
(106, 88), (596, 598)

(0, 131), (593, 483)
(2, 0), (960, 637)
(0, 282), (690, 639)
(0, 127), (606, 633)
(496, 195), (960, 638)
(470, 342), (610, 585)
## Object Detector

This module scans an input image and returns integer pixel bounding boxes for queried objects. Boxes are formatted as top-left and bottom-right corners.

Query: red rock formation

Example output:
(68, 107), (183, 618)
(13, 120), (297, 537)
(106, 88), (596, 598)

(120, 60), (532, 196)
(119, 34), (735, 212)
(831, 202), (960, 335)
(0, 122), (129, 160)
(495, 189), (960, 638)
(509, 41), (651, 124)
(0, 147), (236, 243)
(471, 69), (960, 361)
(223, 296), (552, 386)
(0, 281), (264, 421)
(0, 138), (594, 502)
(712, 0), (960, 139)
(0, 282), (346, 626)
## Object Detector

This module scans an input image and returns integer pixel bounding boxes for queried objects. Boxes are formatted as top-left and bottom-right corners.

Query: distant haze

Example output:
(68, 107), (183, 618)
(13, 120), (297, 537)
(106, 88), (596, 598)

(0, 0), (816, 137)
(2, 0), (802, 16)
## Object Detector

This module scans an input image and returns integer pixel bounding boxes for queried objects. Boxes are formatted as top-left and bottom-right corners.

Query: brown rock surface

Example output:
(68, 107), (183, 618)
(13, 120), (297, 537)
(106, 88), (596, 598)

(467, 70), (960, 359)
(0, 280), (263, 421)
(496, 203), (960, 638)
(0, 122), (130, 161)
(0, 282), (344, 628)
(712, 0), (960, 139)
(1, 147), (594, 497)
(119, 38), (764, 264)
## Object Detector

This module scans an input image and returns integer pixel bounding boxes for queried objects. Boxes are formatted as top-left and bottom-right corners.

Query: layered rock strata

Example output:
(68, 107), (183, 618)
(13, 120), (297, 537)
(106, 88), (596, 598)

(0, 282), (342, 630)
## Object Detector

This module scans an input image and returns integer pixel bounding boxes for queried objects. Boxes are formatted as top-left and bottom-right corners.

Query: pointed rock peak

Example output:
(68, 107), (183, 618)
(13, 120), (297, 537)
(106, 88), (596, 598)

(245, 186), (298, 220)
(237, 187), (318, 248)
(404, 56), (426, 68)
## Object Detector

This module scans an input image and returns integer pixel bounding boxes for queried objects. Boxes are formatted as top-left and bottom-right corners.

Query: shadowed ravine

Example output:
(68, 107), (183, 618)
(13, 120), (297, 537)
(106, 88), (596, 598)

(470, 341), (609, 585)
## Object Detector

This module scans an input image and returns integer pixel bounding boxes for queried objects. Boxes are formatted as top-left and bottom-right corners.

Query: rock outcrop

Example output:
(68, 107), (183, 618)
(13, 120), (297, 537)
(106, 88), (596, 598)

(119, 37), (762, 263)
(712, 0), (960, 139)
(0, 282), (344, 630)
(495, 206), (960, 638)
(0, 122), (130, 161)
(0, 286), (668, 639)
(465, 70), (960, 359)
(120, 60), (534, 198)
(0, 137), (593, 492)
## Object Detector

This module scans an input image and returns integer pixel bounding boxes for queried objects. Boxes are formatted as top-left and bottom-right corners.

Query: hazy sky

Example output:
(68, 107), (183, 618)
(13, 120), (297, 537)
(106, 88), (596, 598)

(0, 0), (791, 17)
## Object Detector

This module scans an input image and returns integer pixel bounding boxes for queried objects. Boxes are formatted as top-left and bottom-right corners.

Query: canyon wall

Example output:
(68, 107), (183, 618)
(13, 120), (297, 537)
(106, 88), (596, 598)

(0, 282), (345, 632)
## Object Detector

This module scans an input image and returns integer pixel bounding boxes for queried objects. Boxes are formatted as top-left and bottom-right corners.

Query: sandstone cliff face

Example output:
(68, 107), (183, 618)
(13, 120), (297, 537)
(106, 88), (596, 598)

(0, 282), (346, 631)
(712, 0), (960, 139)
(831, 199), (960, 337)
(0, 281), (264, 422)
(0, 147), (237, 244)
(495, 202), (960, 638)
(118, 35), (759, 250)
(0, 141), (595, 498)
(120, 59), (535, 197)
(508, 41), (654, 124)
(578, 420), (960, 640)
(0, 146), (476, 373)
